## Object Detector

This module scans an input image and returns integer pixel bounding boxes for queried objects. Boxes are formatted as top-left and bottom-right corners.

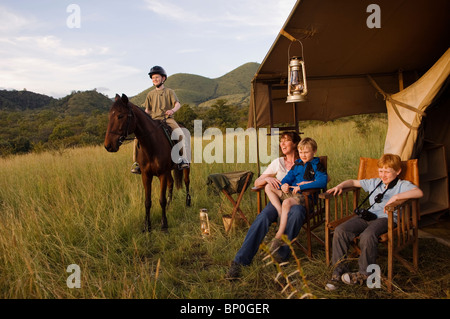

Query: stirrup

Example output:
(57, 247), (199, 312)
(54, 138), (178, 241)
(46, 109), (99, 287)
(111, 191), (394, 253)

(131, 162), (141, 174)
(178, 162), (190, 170)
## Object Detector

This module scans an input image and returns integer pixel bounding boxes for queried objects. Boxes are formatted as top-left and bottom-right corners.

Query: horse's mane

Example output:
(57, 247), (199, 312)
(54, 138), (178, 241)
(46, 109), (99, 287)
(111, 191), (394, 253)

(129, 102), (156, 122)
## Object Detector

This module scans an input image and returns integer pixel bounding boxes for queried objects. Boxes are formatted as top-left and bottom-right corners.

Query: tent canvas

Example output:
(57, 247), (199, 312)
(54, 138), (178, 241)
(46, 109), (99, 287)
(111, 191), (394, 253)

(248, 0), (449, 127)
(384, 49), (450, 160)
(248, 0), (450, 215)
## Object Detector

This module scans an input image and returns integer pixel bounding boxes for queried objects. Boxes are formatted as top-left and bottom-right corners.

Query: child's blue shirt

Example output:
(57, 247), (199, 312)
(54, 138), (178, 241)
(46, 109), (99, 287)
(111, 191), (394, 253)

(280, 157), (328, 191)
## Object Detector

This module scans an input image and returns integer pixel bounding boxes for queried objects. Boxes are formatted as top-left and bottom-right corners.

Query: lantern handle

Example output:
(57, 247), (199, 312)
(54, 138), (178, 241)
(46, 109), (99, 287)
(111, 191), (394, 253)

(287, 39), (305, 63)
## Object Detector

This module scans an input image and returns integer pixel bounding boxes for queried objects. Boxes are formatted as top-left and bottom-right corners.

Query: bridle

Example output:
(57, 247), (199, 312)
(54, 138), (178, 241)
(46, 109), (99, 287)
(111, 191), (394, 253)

(108, 103), (136, 147)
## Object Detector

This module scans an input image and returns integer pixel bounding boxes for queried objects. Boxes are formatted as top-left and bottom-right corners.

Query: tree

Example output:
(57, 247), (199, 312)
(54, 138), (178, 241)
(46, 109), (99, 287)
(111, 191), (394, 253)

(174, 104), (198, 133)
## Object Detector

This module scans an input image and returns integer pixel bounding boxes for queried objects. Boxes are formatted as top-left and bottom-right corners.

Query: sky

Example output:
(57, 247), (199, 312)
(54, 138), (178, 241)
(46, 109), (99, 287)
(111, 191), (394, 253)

(0, 0), (297, 98)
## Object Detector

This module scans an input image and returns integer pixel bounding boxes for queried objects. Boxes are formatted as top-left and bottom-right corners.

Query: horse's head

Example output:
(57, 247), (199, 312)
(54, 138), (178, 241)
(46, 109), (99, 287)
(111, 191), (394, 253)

(104, 94), (136, 152)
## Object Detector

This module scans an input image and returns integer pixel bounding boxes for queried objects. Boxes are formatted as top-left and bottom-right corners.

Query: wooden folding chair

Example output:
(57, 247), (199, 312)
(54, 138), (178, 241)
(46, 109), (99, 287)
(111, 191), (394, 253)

(206, 171), (253, 234)
(319, 157), (420, 292)
(252, 156), (328, 257)
(295, 156), (328, 257)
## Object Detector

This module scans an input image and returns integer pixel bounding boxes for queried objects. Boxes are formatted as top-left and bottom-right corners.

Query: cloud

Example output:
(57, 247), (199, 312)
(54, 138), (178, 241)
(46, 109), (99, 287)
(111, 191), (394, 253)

(0, 5), (36, 33)
(143, 0), (296, 31)
(0, 34), (139, 97)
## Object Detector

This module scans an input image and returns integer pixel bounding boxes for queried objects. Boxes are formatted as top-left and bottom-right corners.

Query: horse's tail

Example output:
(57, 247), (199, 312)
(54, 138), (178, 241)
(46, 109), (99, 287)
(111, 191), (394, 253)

(173, 168), (183, 189)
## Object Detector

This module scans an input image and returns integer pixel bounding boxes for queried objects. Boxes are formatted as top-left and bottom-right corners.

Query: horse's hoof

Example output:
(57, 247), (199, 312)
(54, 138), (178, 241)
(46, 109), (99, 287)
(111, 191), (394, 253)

(161, 227), (169, 233)
(142, 226), (152, 233)
(186, 195), (192, 207)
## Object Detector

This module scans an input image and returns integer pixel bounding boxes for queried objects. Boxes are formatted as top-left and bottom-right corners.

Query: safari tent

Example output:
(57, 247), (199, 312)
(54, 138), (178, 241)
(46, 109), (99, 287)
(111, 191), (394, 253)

(248, 0), (450, 216)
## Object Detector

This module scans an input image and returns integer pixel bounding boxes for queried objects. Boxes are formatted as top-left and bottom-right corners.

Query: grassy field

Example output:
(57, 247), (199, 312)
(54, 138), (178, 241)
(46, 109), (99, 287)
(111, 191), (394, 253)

(0, 115), (449, 299)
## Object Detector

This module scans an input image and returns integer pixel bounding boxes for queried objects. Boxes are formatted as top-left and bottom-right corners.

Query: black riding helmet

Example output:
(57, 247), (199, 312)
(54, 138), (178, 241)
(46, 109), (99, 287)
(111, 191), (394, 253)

(148, 66), (167, 79)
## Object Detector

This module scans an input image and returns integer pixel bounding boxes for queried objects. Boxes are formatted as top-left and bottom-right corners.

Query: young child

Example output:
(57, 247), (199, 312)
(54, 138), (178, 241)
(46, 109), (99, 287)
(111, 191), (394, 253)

(265, 137), (328, 251)
(325, 153), (423, 290)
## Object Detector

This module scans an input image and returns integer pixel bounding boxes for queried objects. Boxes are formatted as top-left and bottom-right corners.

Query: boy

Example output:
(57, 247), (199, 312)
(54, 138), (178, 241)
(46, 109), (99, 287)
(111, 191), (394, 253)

(325, 153), (423, 289)
(131, 65), (189, 173)
(265, 137), (328, 251)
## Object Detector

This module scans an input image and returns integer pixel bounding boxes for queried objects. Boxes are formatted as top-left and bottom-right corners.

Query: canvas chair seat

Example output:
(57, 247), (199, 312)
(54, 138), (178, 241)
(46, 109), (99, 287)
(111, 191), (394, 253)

(207, 171), (253, 195)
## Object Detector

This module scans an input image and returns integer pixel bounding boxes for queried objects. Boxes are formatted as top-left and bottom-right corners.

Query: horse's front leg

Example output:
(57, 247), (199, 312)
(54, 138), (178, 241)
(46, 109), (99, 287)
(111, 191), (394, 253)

(159, 174), (169, 230)
(142, 174), (152, 232)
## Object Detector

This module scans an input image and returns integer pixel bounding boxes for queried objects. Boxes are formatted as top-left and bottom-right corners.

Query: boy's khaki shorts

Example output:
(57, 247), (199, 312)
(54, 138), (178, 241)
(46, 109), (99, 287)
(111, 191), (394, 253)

(280, 192), (305, 206)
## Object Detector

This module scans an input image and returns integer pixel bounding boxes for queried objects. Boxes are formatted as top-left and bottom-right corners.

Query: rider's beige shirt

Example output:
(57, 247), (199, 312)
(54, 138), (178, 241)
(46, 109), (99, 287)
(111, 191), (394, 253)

(143, 87), (179, 120)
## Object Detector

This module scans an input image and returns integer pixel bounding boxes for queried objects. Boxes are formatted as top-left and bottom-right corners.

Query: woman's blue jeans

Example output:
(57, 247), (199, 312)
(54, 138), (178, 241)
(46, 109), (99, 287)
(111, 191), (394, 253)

(233, 202), (306, 266)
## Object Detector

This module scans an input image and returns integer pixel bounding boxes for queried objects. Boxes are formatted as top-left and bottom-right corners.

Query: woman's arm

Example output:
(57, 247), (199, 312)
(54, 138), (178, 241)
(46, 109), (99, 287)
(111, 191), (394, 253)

(254, 174), (281, 189)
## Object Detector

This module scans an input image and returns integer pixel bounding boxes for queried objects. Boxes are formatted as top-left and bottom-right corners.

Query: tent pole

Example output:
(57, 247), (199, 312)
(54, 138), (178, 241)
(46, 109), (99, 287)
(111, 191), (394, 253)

(268, 83), (274, 132)
(293, 102), (299, 133)
(251, 79), (261, 177)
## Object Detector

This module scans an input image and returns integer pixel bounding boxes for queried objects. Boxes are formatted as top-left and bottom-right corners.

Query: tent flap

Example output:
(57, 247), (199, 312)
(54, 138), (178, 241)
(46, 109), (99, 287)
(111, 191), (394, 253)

(384, 48), (450, 160)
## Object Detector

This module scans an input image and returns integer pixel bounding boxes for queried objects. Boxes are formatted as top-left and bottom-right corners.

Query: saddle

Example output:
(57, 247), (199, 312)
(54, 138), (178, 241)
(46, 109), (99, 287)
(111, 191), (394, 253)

(158, 119), (176, 147)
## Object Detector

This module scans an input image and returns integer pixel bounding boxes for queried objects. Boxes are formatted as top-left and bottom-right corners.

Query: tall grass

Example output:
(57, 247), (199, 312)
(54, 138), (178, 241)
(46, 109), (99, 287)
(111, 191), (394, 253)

(0, 116), (448, 299)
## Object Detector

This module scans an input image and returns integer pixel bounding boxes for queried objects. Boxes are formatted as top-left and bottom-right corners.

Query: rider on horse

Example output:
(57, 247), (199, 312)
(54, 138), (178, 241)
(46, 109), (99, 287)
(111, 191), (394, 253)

(132, 66), (190, 173)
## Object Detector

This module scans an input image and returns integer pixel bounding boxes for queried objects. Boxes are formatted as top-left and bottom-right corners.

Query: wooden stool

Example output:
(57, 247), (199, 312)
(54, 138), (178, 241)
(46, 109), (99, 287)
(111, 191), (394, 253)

(207, 171), (253, 234)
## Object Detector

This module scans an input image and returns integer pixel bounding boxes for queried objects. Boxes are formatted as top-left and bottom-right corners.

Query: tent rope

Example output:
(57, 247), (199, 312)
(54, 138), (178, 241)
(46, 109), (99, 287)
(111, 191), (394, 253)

(366, 75), (426, 130)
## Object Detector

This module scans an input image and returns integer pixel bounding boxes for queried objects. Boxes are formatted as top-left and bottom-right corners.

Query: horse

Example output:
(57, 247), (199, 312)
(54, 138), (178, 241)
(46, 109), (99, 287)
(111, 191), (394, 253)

(104, 94), (191, 231)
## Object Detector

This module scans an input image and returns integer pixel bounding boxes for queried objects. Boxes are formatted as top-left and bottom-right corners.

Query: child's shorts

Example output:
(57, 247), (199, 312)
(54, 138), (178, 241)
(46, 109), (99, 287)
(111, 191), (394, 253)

(280, 192), (305, 206)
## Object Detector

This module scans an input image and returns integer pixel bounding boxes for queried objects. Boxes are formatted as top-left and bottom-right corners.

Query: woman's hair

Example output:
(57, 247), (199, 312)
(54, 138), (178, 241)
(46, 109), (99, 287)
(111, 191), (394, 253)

(280, 131), (301, 159)
(280, 131), (301, 145)
(298, 137), (318, 152)
(378, 153), (402, 171)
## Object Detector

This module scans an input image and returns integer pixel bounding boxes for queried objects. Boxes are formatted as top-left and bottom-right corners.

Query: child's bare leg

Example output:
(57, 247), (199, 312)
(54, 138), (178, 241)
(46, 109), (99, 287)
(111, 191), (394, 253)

(275, 198), (297, 239)
(264, 184), (283, 215)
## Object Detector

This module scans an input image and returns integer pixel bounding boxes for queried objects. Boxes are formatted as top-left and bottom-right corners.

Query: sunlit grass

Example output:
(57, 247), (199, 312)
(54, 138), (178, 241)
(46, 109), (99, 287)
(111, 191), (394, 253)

(0, 116), (448, 299)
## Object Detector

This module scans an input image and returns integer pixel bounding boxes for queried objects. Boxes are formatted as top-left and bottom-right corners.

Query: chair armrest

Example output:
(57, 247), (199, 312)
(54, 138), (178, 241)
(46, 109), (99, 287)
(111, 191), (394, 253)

(318, 187), (360, 199)
(327, 214), (357, 230)
(384, 198), (416, 212)
(302, 188), (323, 195)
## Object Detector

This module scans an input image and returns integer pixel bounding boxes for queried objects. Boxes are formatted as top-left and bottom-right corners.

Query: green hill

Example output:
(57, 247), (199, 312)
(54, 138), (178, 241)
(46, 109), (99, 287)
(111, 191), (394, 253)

(0, 89), (55, 111)
(55, 90), (112, 115)
(130, 62), (259, 107)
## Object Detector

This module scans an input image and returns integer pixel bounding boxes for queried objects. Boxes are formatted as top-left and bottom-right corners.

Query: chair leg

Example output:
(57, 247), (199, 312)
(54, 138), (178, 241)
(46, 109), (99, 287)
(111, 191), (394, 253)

(306, 217), (312, 258)
(256, 191), (261, 215)
(221, 174), (252, 234)
(413, 201), (419, 270)
(387, 212), (394, 293)
(325, 228), (331, 266)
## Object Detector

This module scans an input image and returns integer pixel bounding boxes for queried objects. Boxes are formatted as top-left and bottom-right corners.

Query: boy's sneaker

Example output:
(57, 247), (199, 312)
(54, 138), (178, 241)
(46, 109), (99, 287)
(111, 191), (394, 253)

(325, 274), (341, 291)
(269, 238), (283, 253)
(131, 162), (141, 174)
(341, 272), (368, 285)
(226, 261), (242, 280)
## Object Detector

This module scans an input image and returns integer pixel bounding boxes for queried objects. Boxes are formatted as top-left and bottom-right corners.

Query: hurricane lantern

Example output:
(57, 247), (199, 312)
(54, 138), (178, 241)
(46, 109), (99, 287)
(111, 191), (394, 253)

(286, 40), (307, 103)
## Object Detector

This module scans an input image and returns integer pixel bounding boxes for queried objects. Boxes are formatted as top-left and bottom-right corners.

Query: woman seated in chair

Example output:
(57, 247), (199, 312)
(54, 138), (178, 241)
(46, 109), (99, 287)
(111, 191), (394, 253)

(227, 131), (305, 279)
(265, 137), (328, 253)
(325, 153), (423, 290)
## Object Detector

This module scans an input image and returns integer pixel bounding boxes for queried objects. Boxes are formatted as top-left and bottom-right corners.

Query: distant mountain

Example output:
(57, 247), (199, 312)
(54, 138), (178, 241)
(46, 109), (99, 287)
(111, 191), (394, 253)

(0, 90), (55, 111)
(130, 62), (260, 107)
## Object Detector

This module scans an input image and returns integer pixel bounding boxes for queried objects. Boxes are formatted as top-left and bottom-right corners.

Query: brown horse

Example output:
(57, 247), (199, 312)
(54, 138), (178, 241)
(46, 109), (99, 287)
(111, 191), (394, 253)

(104, 94), (191, 231)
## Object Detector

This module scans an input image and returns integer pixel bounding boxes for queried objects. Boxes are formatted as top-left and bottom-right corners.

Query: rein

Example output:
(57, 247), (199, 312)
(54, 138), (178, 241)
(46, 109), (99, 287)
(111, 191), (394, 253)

(110, 103), (162, 146)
